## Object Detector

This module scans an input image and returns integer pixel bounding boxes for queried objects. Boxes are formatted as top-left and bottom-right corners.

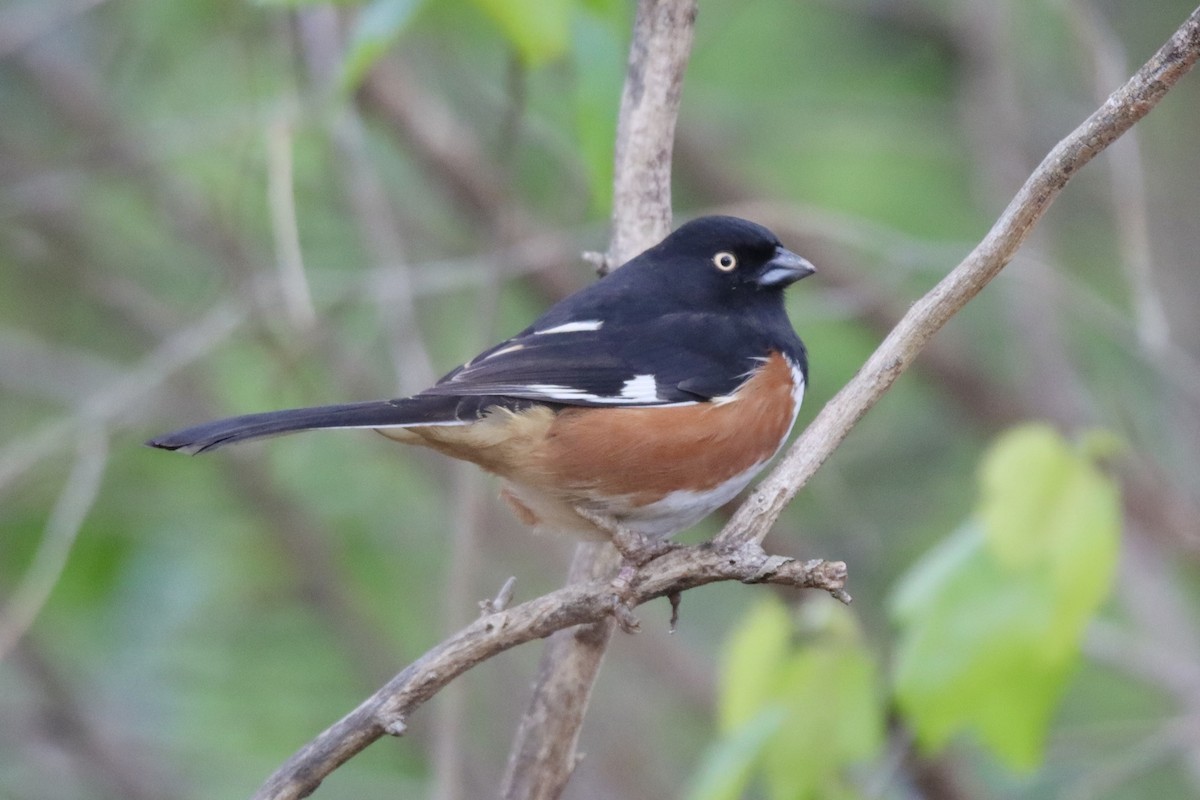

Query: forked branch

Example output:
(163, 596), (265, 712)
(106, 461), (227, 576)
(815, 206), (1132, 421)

(252, 546), (846, 800)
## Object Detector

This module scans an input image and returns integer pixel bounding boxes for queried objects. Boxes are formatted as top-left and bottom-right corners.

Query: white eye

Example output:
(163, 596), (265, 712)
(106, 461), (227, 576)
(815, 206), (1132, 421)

(712, 251), (737, 271)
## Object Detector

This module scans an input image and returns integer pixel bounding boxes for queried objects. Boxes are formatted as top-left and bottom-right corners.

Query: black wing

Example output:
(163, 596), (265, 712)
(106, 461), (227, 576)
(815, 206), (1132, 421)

(423, 313), (777, 406)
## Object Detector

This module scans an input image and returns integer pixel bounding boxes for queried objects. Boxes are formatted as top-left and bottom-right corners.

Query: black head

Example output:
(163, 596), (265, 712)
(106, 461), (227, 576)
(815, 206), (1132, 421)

(647, 216), (816, 304)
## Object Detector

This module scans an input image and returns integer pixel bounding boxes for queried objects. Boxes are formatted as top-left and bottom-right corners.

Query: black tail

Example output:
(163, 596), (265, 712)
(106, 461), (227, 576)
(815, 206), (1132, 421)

(146, 399), (449, 455)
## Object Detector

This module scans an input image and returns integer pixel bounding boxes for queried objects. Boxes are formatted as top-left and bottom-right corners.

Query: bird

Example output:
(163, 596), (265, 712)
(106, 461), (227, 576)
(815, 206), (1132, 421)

(148, 215), (815, 542)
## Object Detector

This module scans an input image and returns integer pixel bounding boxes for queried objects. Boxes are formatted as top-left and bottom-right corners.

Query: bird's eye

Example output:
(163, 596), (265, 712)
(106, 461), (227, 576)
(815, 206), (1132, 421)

(712, 252), (737, 272)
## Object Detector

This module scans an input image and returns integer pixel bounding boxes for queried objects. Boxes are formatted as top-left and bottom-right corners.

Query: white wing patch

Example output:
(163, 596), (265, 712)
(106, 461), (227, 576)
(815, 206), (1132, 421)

(534, 320), (604, 335)
(619, 374), (659, 402)
(522, 373), (671, 405)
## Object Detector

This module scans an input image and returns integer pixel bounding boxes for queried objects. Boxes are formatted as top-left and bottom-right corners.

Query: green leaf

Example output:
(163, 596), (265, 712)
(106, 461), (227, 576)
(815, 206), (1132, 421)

(718, 595), (791, 732)
(890, 521), (983, 622)
(686, 707), (787, 800)
(339, 0), (425, 92)
(979, 423), (1072, 566)
(891, 425), (1121, 771)
(709, 598), (883, 800)
(471, 0), (572, 66)
(762, 603), (883, 800)
(571, 10), (624, 211)
(892, 536), (1063, 768)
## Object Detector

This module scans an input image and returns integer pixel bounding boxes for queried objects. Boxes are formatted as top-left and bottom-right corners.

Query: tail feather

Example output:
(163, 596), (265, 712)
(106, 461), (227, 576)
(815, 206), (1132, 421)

(147, 398), (457, 455)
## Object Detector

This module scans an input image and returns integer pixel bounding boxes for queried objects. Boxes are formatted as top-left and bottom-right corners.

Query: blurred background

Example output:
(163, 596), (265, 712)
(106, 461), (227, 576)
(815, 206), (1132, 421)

(1, 0), (1199, 798)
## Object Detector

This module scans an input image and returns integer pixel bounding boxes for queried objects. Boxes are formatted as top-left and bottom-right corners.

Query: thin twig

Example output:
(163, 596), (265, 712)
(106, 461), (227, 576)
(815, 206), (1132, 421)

(0, 302), (244, 496)
(1066, 0), (1172, 355)
(0, 430), (108, 660)
(251, 546), (847, 800)
(265, 114), (317, 331)
(714, 6), (1200, 549)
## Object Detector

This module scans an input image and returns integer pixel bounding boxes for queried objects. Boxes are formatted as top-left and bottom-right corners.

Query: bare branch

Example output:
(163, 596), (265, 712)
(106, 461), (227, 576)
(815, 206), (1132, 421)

(500, 2), (697, 797)
(1065, 0), (1172, 355)
(252, 545), (847, 800)
(265, 115), (318, 331)
(0, 430), (108, 660)
(607, 0), (698, 268)
(715, 6), (1200, 549)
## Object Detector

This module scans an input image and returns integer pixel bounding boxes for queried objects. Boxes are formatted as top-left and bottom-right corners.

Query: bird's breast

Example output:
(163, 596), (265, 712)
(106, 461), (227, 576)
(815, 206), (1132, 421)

(540, 352), (799, 490)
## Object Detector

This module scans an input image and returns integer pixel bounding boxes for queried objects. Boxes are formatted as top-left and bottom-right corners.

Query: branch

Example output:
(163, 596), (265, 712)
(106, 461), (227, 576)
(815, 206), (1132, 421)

(501, 2), (697, 797)
(714, 5), (1200, 549)
(251, 545), (847, 800)
(0, 431), (108, 659)
(606, 0), (698, 268)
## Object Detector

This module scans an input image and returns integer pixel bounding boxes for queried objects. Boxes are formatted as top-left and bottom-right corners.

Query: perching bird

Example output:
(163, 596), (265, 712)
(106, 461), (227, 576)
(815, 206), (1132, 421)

(148, 215), (815, 541)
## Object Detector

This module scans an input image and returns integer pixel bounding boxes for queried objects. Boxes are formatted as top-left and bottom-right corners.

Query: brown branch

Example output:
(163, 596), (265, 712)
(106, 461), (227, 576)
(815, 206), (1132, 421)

(251, 546), (847, 800)
(605, 0), (698, 270)
(714, 5), (1200, 549)
(499, 3), (697, 798)
(729, 201), (1200, 555)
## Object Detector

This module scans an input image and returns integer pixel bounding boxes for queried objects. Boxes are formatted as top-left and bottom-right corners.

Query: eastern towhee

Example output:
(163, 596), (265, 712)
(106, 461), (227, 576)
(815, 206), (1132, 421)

(149, 216), (815, 541)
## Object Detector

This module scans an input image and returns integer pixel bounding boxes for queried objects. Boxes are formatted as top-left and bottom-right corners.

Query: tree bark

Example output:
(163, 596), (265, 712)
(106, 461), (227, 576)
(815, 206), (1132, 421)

(499, 2), (698, 797)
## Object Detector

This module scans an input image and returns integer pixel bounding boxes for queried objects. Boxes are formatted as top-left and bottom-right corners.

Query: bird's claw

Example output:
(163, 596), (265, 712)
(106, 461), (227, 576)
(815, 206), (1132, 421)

(574, 506), (680, 567)
(573, 506), (686, 633)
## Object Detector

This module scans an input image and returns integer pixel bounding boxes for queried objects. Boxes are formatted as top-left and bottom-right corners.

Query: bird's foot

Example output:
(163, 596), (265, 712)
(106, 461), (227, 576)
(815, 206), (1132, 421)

(574, 507), (680, 567)
(574, 506), (683, 633)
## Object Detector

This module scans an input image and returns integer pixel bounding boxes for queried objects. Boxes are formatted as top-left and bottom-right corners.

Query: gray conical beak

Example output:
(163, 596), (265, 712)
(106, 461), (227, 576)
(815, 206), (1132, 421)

(756, 246), (817, 288)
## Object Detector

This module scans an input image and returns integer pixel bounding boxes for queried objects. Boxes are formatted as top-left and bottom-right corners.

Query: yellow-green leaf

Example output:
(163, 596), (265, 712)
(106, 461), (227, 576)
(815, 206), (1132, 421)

(686, 707), (787, 800)
(718, 595), (791, 732)
(710, 598), (882, 800)
(891, 425), (1121, 771)
(471, 0), (572, 66)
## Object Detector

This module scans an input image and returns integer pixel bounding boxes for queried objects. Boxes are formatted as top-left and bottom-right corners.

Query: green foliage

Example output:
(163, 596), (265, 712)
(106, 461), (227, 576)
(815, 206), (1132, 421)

(690, 596), (884, 800)
(891, 424), (1122, 770)
(340, 0), (577, 92)
(341, 0), (427, 91)
(570, 8), (626, 212)
(471, 0), (573, 66)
